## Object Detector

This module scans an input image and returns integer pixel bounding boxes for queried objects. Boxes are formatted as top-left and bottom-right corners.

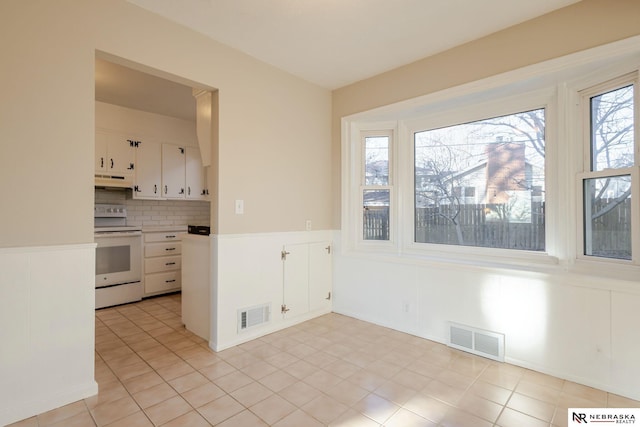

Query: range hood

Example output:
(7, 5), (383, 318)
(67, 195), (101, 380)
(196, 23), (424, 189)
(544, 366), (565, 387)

(95, 173), (134, 189)
(192, 88), (213, 168)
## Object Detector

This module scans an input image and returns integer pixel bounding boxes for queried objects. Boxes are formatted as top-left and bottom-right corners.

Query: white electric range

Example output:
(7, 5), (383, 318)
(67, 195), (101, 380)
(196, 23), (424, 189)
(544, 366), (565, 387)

(94, 204), (143, 309)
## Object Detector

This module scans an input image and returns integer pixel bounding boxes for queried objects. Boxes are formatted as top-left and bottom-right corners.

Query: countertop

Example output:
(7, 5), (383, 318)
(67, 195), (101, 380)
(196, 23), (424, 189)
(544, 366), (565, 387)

(141, 225), (189, 233)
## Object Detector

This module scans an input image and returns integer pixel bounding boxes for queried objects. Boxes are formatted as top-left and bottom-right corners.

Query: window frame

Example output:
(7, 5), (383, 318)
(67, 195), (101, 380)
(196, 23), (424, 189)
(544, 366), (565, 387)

(344, 124), (397, 251)
(575, 72), (640, 268)
(340, 37), (640, 278)
(360, 130), (393, 243)
(400, 90), (557, 266)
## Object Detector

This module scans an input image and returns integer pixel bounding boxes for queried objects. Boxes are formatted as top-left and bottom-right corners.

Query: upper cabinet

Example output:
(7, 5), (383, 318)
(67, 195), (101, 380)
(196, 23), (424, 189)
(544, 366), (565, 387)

(95, 131), (135, 176)
(186, 146), (208, 200)
(133, 139), (162, 199)
(162, 144), (186, 199)
(95, 129), (208, 201)
(160, 143), (208, 201)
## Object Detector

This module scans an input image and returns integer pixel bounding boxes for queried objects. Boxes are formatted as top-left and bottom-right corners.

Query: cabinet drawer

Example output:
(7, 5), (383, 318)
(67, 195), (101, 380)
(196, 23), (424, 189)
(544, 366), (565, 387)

(144, 231), (184, 243)
(145, 271), (181, 294)
(145, 242), (182, 257)
(145, 255), (181, 274)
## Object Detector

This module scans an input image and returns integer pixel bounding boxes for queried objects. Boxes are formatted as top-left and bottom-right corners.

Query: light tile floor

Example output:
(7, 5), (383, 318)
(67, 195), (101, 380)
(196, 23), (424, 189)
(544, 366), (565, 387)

(9, 293), (640, 427)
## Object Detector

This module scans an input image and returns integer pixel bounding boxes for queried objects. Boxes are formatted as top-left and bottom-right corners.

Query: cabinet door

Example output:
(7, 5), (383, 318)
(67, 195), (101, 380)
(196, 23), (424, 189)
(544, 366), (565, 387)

(309, 241), (332, 312)
(95, 131), (109, 172)
(282, 243), (309, 319)
(108, 136), (135, 175)
(134, 140), (161, 199)
(185, 146), (206, 200)
(162, 144), (186, 199)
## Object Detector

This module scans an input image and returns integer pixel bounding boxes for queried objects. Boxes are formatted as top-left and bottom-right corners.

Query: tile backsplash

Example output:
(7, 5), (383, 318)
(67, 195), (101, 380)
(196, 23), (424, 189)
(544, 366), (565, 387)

(95, 189), (210, 229)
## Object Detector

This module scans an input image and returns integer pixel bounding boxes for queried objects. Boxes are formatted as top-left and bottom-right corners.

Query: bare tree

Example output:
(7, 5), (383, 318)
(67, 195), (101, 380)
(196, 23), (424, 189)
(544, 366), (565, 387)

(589, 85), (634, 223)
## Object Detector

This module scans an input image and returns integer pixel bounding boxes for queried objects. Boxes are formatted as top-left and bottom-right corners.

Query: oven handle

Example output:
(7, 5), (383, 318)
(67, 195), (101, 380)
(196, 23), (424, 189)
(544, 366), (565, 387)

(94, 231), (142, 237)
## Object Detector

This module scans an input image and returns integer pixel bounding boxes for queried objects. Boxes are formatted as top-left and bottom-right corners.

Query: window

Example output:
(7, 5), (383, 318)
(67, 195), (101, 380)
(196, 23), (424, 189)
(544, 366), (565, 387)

(343, 46), (640, 277)
(414, 109), (546, 250)
(362, 132), (392, 241)
(580, 76), (637, 261)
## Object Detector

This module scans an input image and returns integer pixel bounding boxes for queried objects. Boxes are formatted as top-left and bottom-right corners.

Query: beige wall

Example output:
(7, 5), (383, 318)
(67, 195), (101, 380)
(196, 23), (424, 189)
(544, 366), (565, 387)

(0, 0), (332, 248)
(331, 0), (640, 226)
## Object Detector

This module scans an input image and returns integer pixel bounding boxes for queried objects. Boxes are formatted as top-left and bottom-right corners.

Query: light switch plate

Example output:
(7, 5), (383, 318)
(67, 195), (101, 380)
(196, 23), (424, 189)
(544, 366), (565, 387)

(235, 199), (244, 214)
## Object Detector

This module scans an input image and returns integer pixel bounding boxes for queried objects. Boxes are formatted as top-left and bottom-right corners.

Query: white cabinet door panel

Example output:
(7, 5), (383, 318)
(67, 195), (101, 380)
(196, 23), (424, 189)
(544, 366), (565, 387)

(162, 144), (186, 199)
(282, 243), (309, 319)
(134, 140), (161, 199)
(309, 241), (332, 312)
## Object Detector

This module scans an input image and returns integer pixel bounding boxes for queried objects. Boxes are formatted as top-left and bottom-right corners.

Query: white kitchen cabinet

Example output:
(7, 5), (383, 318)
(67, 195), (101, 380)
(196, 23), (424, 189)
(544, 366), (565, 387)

(95, 130), (135, 176)
(143, 230), (184, 296)
(186, 146), (208, 200)
(281, 241), (332, 318)
(133, 140), (162, 199)
(161, 143), (208, 200)
(162, 144), (186, 199)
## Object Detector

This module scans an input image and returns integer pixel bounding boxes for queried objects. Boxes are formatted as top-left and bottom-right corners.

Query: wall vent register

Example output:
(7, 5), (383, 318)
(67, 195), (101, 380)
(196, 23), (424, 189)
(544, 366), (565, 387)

(238, 303), (271, 332)
(448, 322), (505, 362)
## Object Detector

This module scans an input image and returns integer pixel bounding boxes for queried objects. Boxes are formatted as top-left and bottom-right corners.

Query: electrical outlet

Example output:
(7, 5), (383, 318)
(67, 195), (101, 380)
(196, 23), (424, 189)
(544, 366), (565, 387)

(235, 199), (244, 214)
(305, 219), (312, 231)
(402, 301), (410, 313)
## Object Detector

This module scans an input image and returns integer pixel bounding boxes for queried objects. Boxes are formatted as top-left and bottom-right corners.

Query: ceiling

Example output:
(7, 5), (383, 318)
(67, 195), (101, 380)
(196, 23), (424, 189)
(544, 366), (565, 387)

(95, 59), (197, 121)
(127, 0), (581, 89)
(97, 0), (581, 121)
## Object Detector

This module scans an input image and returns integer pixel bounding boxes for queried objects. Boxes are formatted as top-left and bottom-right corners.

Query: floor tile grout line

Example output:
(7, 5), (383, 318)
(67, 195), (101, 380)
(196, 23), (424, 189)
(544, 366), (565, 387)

(25, 293), (639, 427)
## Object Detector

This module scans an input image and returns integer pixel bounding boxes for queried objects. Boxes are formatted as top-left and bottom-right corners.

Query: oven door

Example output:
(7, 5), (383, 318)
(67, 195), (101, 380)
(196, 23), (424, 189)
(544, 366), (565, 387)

(95, 231), (142, 288)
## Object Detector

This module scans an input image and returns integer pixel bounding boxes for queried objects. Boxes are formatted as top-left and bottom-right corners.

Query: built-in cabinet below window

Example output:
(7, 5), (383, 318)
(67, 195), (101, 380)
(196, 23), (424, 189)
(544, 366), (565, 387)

(143, 229), (185, 296)
(281, 241), (332, 318)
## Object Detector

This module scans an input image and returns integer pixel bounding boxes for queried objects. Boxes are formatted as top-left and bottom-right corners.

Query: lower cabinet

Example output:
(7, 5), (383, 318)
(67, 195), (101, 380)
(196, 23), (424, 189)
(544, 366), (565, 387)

(143, 229), (185, 296)
(281, 241), (332, 318)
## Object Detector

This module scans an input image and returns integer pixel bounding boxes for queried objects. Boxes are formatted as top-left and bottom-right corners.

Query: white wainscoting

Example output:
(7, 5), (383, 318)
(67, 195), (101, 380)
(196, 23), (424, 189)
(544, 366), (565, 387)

(211, 230), (334, 351)
(332, 232), (640, 401)
(0, 244), (98, 426)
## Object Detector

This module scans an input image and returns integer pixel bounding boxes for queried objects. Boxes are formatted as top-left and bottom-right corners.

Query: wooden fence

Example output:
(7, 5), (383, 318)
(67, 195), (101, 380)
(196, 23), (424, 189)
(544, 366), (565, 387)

(586, 198), (631, 259)
(363, 207), (389, 240)
(414, 203), (545, 250)
(364, 199), (631, 256)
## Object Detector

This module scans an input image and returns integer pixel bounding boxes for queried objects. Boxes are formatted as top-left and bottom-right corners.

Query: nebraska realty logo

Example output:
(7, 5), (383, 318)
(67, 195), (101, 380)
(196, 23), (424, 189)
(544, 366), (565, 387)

(569, 408), (639, 425)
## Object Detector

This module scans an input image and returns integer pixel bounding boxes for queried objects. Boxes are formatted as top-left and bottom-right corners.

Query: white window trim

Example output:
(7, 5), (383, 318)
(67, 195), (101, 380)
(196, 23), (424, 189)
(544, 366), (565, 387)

(569, 71), (640, 279)
(341, 35), (640, 277)
(401, 89), (557, 268)
(360, 129), (394, 244)
(342, 121), (398, 253)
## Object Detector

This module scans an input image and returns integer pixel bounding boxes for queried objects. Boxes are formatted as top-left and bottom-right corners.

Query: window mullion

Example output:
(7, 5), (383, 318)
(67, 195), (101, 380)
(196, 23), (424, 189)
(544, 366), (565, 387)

(631, 167), (640, 264)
